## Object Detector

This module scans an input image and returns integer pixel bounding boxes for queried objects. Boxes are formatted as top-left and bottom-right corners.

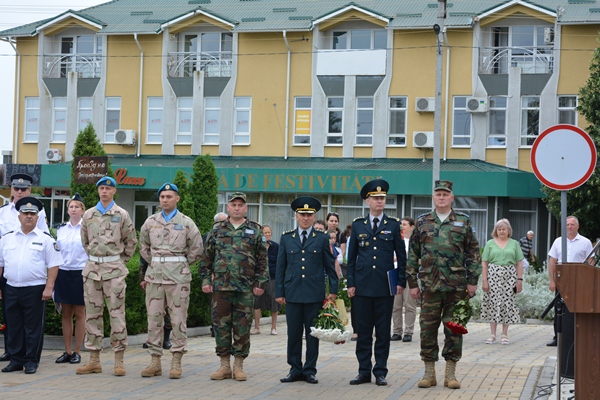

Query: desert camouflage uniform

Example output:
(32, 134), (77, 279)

(139, 210), (203, 355)
(139, 257), (172, 331)
(81, 203), (137, 352)
(199, 219), (268, 358)
(407, 210), (481, 362)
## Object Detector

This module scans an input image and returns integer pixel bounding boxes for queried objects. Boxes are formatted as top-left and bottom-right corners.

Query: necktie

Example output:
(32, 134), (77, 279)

(373, 217), (379, 232)
(302, 230), (308, 245)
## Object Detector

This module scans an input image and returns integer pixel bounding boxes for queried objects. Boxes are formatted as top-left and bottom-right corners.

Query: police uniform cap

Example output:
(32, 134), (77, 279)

(360, 179), (389, 200)
(158, 182), (179, 196)
(15, 196), (43, 213)
(228, 192), (247, 203)
(71, 192), (84, 203)
(434, 180), (453, 192)
(10, 173), (33, 189)
(96, 176), (117, 187)
(291, 196), (321, 214)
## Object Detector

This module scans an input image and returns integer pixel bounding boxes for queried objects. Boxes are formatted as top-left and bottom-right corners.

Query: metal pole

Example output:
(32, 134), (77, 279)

(432, 0), (446, 194)
(557, 189), (568, 398)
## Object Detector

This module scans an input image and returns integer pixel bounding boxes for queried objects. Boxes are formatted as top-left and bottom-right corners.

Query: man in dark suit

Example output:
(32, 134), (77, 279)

(347, 179), (406, 386)
(276, 196), (338, 385)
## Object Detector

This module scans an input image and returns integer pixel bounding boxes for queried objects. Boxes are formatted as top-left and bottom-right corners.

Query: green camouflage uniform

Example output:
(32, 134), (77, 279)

(199, 218), (268, 358)
(139, 210), (203, 356)
(407, 210), (481, 362)
(81, 203), (137, 352)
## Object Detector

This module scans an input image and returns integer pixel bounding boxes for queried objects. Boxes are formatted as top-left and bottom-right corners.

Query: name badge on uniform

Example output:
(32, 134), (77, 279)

(111, 215), (121, 223)
(245, 229), (255, 234)
(453, 222), (464, 227)
(32, 242), (43, 246)
(174, 224), (183, 230)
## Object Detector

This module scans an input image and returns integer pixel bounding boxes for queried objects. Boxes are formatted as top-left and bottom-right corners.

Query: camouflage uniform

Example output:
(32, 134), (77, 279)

(199, 219), (268, 358)
(139, 210), (203, 355)
(407, 210), (481, 362)
(81, 203), (137, 352)
(139, 257), (172, 331)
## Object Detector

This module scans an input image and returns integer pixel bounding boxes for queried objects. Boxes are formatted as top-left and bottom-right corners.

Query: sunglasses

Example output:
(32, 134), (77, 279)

(13, 187), (29, 192)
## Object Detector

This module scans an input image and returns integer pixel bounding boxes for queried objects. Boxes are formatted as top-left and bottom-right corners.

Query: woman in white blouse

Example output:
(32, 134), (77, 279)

(54, 194), (87, 364)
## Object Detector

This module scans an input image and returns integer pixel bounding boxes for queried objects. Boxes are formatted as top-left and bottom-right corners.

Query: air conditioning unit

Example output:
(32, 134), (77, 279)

(415, 97), (435, 113)
(45, 148), (62, 162)
(413, 131), (434, 148)
(466, 97), (488, 113)
(115, 129), (136, 145)
(544, 27), (554, 45)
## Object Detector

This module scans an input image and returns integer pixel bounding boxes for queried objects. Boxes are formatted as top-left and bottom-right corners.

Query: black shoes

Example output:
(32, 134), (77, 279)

(375, 375), (387, 386)
(2, 363), (23, 373)
(280, 373), (304, 383)
(402, 334), (412, 342)
(56, 352), (72, 363)
(547, 338), (557, 347)
(0, 352), (11, 362)
(24, 365), (37, 374)
(70, 352), (81, 364)
(349, 374), (371, 385)
(304, 374), (318, 384)
(390, 334), (402, 341)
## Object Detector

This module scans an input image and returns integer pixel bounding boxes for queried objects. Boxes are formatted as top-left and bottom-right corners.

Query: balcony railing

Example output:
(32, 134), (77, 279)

(43, 53), (102, 78)
(167, 51), (232, 78)
(479, 46), (554, 74)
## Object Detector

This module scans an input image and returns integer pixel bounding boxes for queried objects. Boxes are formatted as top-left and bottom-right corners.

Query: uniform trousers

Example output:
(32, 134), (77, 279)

(353, 295), (394, 377)
(285, 301), (322, 377)
(392, 289), (417, 335)
(212, 290), (253, 358)
(1, 276), (9, 355)
(4, 284), (46, 368)
(146, 282), (190, 355)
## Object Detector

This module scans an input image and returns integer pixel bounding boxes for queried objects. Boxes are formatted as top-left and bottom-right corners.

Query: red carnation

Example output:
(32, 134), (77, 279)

(445, 321), (468, 335)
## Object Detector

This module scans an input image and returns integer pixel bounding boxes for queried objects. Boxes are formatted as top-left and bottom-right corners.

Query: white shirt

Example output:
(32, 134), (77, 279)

(548, 233), (593, 263)
(56, 220), (87, 271)
(0, 227), (63, 287)
(0, 201), (49, 236)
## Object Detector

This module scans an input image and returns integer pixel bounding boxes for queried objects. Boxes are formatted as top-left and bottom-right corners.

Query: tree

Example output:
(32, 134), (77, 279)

(173, 169), (196, 221)
(542, 40), (600, 240)
(70, 123), (113, 209)
(189, 154), (219, 235)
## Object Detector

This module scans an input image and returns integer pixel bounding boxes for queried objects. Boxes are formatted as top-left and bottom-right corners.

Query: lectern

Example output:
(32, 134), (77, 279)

(555, 262), (600, 400)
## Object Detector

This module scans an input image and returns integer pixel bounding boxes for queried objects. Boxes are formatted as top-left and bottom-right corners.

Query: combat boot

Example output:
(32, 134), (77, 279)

(210, 355), (232, 380)
(114, 350), (126, 376)
(233, 355), (247, 381)
(417, 361), (437, 388)
(76, 350), (102, 374)
(163, 328), (172, 350)
(141, 354), (162, 377)
(170, 352), (183, 379)
(444, 360), (461, 389)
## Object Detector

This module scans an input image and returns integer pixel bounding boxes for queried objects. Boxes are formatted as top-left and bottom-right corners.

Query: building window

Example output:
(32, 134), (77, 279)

(332, 29), (387, 50)
(182, 32), (233, 77)
(452, 96), (472, 146)
(78, 97), (93, 133)
(147, 97), (163, 144)
(176, 97), (193, 144)
(293, 97), (311, 145)
(558, 95), (577, 125)
(105, 97), (121, 143)
(60, 35), (102, 78)
(234, 97), (251, 145)
(204, 97), (221, 145)
(388, 97), (407, 146)
(327, 97), (343, 145)
(356, 97), (373, 145)
(521, 96), (540, 146)
(52, 97), (67, 142)
(24, 97), (40, 142)
(488, 96), (507, 147)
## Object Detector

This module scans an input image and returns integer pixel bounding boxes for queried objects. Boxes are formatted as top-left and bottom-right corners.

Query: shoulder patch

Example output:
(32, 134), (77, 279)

(54, 242), (61, 252)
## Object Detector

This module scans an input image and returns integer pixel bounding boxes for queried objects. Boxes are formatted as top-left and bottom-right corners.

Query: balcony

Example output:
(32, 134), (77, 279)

(167, 51), (232, 78)
(43, 53), (102, 78)
(479, 46), (554, 74)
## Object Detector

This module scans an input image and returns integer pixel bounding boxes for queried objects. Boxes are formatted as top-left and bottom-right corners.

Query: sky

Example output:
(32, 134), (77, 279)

(0, 1), (101, 157)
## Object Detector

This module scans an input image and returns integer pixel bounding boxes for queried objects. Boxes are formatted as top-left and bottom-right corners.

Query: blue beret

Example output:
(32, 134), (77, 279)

(96, 176), (117, 187)
(158, 182), (179, 196)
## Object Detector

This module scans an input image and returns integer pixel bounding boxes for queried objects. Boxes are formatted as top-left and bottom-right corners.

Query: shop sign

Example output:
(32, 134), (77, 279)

(73, 156), (108, 184)
(115, 168), (146, 186)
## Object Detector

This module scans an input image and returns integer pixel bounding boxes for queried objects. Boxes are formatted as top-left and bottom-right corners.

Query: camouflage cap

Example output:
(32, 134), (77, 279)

(291, 196), (321, 214)
(434, 180), (453, 192)
(228, 192), (247, 203)
(15, 196), (43, 213)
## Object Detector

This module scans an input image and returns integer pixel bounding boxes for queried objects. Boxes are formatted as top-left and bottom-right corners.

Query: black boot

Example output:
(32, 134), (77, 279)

(163, 328), (172, 350)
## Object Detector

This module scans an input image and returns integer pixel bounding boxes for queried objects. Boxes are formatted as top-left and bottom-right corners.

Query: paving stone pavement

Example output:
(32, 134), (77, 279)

(0, 318), (558, 399)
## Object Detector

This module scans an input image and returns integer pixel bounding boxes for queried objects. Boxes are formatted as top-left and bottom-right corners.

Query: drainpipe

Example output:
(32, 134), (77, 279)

(134, 33), (144, 157)
(443, 30), (450, 161)
(282, 31), (291, 160)
(8, 37), (20, 162)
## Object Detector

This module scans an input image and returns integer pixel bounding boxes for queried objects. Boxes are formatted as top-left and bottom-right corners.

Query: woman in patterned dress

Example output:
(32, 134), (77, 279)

(481, 219), (524, 345)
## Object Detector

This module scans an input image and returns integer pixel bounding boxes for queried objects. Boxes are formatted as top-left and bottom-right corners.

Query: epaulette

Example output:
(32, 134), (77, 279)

(385, 215), (400, 222)
(0, 203), (8, 209)
(353, 216), (366, 222)
(455, 211), (470, 219)
(313, 228), (327, 235)
(2, 230), (14, 236)
(44, 231), (55, 238)
(57, 223), (67, 229)
(247, 219), (262, 228)
(282, 229), (296, 235)
(417, 212), (431, 220)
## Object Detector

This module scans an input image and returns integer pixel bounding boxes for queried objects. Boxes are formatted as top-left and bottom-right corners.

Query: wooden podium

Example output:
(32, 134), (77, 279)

(555, 262), (600, 400)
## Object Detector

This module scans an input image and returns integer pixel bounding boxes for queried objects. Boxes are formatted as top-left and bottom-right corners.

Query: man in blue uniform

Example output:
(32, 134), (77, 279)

(276, 196), (338, 385)
(347, 179), (405, 386)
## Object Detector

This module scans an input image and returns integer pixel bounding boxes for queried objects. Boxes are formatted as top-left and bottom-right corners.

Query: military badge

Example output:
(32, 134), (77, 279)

(111, 215), (121, 223)
(54, 243), (61, 252)
(174, 224), (183, 230)
(245, 229), (255, 234)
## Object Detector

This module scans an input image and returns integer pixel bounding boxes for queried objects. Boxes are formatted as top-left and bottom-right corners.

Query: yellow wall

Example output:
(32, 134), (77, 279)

(485, 149), (507, 168)
(15, 37), (40, 164)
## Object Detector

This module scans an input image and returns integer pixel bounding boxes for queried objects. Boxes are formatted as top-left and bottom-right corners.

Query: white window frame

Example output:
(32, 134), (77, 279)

(452, 96), (472, 147)
(52, 97), (67, 142)
(326, 97), (343, 145)
(520, 96), (540, 147)
(331, 29), (387, 50)
(487, 96), (507, 147)
(293, 97), (311, 145)
(204, 97), (221, 145)
(356, 97), (373, 146)
(78, 97), (93, 133)
(146, 97), (163, 144)
(104, 97), (121, 143)
(558, 95), (578, 125)
(24, 97), (40, 143)
(176, 97), (193, 144)
(388, 96), (407, 146)
(233, 97), (251, 145)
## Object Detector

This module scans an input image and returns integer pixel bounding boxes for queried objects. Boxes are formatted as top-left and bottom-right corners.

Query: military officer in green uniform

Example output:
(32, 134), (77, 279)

(347, 179), (405, 387)
(276, 196), (338, 385)
(200, 192), (268, 382)
(407, 180), (481, 390)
